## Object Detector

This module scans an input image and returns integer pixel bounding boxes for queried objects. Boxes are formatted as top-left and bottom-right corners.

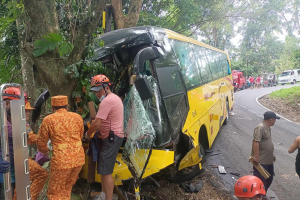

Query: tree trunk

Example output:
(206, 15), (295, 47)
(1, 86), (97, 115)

(22, 0), (108, 109)
(112, 0), (124, 29)
(112, 0), (143, 29)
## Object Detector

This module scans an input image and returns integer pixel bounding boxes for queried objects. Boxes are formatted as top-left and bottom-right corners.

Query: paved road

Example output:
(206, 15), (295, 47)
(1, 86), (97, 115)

(206, 84), (300, 200)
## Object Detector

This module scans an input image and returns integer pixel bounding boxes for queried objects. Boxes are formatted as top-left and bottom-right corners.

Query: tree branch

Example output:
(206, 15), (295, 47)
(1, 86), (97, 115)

(67, 0), (108, 65)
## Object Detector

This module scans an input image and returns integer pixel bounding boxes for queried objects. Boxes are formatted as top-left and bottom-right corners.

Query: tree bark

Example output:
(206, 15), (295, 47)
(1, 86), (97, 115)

(22, 0), (108, 108)
(112, 0), (143, 29)
(112, 0), (124, 29)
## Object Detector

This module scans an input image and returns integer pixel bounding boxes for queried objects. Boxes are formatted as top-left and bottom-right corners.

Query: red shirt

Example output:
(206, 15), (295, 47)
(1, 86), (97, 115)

(256, 77), (261, 82)
(249, 77), (254, 83)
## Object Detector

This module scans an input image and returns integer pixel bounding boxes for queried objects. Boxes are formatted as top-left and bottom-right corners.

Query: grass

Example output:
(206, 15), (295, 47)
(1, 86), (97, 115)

(270, 86), (300, 106)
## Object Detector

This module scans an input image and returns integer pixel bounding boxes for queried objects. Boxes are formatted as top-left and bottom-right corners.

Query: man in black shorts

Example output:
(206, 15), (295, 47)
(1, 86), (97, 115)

(86, 75), (124, 200)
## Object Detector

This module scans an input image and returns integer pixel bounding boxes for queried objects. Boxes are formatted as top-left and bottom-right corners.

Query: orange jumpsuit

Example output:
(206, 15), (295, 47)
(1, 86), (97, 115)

(37, 109), (85, 200)
(13, 130), (48, 200)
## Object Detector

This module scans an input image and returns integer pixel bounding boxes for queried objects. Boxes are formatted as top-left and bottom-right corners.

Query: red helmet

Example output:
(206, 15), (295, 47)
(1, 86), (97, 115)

(90, 74), (111, 92)
(24, 92), (31, 104)
(3, 87), (21, 100)
(234, 175), (266, 198)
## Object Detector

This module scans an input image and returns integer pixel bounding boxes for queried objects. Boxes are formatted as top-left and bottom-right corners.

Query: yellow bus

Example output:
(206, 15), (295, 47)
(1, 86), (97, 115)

(80, 26), (234, 190)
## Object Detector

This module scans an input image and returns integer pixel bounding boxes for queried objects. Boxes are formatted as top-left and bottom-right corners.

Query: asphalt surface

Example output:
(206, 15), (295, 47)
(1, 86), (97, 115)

(206, 84), (300, 200)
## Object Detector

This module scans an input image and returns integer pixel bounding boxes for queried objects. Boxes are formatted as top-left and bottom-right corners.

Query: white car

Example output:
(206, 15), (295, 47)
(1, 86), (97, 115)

(278, 69), (300, 85)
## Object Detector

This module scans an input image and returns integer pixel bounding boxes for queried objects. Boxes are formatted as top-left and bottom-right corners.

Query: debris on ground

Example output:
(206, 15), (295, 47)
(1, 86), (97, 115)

(230, 173), (240, 177)
(218, 166), (227, 174)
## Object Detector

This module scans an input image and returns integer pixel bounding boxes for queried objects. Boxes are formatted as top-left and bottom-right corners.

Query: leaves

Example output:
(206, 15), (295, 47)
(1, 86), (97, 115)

(59, 42), (74, 57)
(33, 33), (63, 57)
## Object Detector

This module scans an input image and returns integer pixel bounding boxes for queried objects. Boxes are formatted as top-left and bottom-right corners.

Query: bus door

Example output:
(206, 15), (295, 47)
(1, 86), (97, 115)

(156, 66), (189, 139)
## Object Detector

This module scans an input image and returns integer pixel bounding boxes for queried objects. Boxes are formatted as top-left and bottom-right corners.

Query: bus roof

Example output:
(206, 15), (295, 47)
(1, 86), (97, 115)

(93, 26), (228, 62)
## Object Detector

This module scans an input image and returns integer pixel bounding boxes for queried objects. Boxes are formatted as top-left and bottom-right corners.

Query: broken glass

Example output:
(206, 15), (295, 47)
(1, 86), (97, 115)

(122, 76), (156, 179)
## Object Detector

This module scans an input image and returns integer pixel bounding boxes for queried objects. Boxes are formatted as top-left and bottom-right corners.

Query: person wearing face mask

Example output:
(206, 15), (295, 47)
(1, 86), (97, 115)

(234, 175), (266, 200)
(251, 111), (280, 200)
(85, 74), (124, 200)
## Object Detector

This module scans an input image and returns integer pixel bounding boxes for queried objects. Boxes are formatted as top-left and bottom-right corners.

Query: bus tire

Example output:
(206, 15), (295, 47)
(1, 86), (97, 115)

(293, 79), (296, 84)
(223, 101), (229, 125)
(281, 84), (285, 85)
(172, 163), (202, 183)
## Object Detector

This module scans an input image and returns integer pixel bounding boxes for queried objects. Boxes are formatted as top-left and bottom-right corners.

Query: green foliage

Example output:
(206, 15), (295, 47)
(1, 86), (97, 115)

(33, 33), (74, 57)
(64, 60), (115, 118)
(270, 86), (300, 99)
(270, 86), (300, 106)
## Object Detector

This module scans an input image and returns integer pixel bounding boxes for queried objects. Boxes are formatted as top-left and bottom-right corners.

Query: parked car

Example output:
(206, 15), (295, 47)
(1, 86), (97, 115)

(278, 69), (300, 85)
(262, 73), (277, 87)
(232, 70), (246, 90)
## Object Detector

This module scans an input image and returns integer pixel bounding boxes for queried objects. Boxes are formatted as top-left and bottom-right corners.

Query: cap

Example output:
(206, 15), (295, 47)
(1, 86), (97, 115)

(51, 95), (68, 107)
(264, 111), (280, 120)
(90, 85), (104, 92)
(25, 102), (35, 110)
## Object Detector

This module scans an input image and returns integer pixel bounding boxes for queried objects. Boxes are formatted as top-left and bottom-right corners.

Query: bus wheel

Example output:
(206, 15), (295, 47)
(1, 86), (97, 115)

(171, 145), (205, 183)
(223, 101), (229, 125)
(293, 79), (296, 84)
(172, 163), (202, 183)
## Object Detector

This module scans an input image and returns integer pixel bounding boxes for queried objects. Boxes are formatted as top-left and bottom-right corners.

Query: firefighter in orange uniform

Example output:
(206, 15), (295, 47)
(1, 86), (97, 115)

(36, 95), (85, 200)
(10, 92), (48, 200)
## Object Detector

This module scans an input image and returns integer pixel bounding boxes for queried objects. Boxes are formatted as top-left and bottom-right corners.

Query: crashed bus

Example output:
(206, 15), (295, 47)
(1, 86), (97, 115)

(80, 26), (234, 189)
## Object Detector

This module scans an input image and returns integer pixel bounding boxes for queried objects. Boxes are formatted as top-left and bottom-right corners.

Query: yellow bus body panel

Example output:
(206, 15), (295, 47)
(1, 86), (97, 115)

(165, 29), (234, 148)
(80, 148), (175, 185)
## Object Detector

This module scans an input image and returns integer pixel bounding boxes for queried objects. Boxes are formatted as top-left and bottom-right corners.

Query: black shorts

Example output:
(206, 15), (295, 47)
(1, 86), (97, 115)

(97, 135), (123, 175)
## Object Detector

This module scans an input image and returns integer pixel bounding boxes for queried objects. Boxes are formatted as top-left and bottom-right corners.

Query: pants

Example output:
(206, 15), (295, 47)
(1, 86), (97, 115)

(13, 158), (48, 200)
(0, 183), (15, 199)
(253, 164), (274, 192)
(47, 166), (82, 200)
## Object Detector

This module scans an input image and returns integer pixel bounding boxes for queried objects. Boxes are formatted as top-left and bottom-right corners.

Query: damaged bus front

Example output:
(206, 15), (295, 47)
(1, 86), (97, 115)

(80, 26), (234, 188)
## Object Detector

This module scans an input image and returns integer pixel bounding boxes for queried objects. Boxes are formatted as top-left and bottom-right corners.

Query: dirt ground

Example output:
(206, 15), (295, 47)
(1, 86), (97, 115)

(72, 165), (236, 200)
(258, 94), (300, 123)
(139, 166), (235, 200)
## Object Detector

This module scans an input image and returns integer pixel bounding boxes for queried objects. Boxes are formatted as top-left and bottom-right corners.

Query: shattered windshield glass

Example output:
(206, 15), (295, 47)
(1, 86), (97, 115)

(122, 76), (156, 179)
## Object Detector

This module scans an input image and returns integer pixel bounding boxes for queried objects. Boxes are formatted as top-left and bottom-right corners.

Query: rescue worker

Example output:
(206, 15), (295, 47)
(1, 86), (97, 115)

(37, 95), (85, 199)
(234, 175), (266, 200)
(13, 95), (48, 200)
(85, 75), (124, 200)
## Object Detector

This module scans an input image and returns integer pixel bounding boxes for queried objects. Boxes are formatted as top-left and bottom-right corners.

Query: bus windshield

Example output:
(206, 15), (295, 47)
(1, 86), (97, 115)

(280, 71), (290, 77)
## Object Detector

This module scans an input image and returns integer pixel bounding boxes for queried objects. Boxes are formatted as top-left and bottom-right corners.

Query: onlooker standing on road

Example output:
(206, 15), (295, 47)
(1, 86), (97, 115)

(288, 136), (300, 177)
(86, 74), (124, 200)
(249, 76), (254, 89)
(256, 76), (261, 89)
(251, 111), (280, 195)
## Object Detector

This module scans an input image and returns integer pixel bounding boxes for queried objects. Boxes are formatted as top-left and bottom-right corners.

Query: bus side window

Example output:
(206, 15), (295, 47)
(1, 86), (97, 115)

(193, 46), (212, 84)
(170, 39), (202, 90)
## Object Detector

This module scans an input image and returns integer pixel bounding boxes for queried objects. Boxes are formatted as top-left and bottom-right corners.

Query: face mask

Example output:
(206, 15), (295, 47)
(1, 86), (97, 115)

(99, 95), (105, 103)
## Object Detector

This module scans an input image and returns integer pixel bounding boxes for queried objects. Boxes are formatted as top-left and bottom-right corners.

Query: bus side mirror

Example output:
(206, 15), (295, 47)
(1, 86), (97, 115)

(227, 63), (232, 75)
(133, 46), (159, 100)
(133, 47), (160, 74)
(134, 74), (153, 100)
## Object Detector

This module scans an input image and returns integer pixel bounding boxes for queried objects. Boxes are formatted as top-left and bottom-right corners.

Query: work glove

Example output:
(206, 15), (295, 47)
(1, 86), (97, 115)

(0, 160), (10, 173)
